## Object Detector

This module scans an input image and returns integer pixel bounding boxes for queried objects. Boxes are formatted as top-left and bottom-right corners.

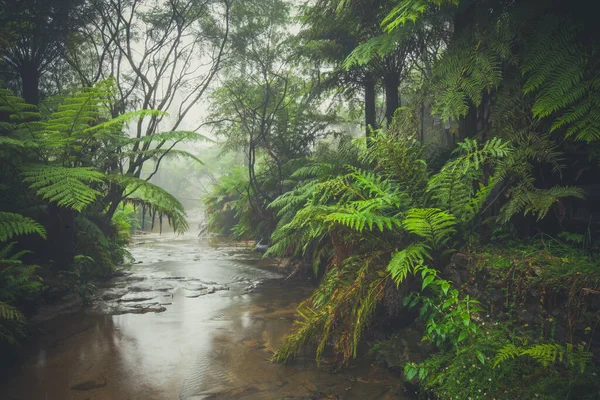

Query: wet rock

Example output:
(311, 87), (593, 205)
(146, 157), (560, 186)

(212, 284), (229, 291)
(185, 282), (207, 291)
(97, 301), (167, 315)
(129, 282), (174, 292)
(99, 288), (129, 301)
(185, 290), (208, 298)
(114, 275), (146, 283)
(119, 292), (159, 302)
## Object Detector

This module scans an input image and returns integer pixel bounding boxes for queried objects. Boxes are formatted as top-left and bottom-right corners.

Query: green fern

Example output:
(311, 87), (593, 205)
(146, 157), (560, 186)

(404, 208), (456, 251)
(494, 342), (592, 373)
(381, 0), (458, 32)
(387, 243), (429, 286)
(521, 19), (600, 143)
(428, 138), (512, 217)
(0, 302), (24, 321)
(22, 165), (105, 212)
(0, 212), (47, 242)
(500, 183), (585, 223)
(117, 176), (188, 234)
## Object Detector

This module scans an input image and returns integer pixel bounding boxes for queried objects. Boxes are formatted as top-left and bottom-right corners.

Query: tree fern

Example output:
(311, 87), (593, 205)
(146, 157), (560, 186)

(116, 176), (188, 234)
(0, 212), (46, 242)
(387, 243), (429, 286)
(403, 208), (456, 251)
(521, 19), (600, 143)
(22, 165), (105, 212)
(427, 138), (512, 217)
(381, 0), (458, 32)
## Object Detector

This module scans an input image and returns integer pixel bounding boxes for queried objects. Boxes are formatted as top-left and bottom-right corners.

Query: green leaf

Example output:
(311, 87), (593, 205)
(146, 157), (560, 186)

(422, 275), (435, 290)
(477, 351), (486, 365)
(405, 365), (418, 381)
(441, 281), (450, 295)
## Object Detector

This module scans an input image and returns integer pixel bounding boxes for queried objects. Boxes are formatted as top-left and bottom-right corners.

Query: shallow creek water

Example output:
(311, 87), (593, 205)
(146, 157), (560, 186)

(0, 232), (406, 399)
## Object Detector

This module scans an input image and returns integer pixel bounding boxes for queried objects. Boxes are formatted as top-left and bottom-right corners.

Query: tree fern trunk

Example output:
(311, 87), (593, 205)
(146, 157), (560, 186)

(47, 204), (77, 269)
(384, 73), (400, 127)
(364, 74), (377, 138)
(21, 62), (40, 105)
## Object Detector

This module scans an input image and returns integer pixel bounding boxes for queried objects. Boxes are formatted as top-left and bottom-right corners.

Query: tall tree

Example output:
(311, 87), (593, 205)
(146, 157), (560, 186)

(65, 0), (232, 221)
(209, 0), (338, 236)
(0, 0), (89, 104)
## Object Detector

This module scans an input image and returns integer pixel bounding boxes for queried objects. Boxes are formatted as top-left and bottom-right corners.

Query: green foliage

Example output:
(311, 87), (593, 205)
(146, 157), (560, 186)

(202, 1), (600, 397)
(204, 166), (255, 238)
(0, 242), (43, 346)
(404, 208), (456, 251)
(0, 212), (46, 242)
(404, 324), (600, 400)
(494, 342), (592, 373)
(273, 255), (388, 365)
(118, 176), (188, 234)
(58, 255), (97, 304)
(0, 79), (192, 347)
(381, 0), (458, 31)
(522, 20), (600, 142)
(22, 165), (104, 211)
(270, 135), (510, 365)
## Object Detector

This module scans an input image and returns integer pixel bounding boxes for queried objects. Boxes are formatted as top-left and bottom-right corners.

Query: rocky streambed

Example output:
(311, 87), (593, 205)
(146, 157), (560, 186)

(0, 232), (406, 399)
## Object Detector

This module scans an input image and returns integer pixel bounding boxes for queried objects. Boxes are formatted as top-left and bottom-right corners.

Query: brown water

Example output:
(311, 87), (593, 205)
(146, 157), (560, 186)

(0, 232), (405, 399)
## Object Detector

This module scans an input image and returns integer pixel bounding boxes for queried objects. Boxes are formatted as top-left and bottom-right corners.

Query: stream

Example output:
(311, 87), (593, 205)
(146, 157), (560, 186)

(0, 229), (406, 399)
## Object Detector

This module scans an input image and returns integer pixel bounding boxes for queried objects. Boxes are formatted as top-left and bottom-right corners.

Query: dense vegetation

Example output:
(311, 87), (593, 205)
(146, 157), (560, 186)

(203, 0), (600, 398)
(1, 0), (599, 398)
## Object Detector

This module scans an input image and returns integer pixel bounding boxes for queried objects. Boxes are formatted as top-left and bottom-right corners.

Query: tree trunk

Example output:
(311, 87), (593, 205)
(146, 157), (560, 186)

(104, 185), (125, 224)
(458, 100), (478, 140)
(21, 62), (41, 105)
(384, 74), (400, 127)
(364, 74), (377, 138)
(47, 204), (77, 270)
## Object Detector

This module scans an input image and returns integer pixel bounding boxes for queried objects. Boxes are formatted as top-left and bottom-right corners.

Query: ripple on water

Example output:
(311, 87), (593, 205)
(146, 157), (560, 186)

(0, 234), (409, 400)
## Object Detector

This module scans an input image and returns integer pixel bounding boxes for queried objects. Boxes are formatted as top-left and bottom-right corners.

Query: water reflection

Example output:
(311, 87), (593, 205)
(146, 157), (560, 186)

(0, 234), (405, 399)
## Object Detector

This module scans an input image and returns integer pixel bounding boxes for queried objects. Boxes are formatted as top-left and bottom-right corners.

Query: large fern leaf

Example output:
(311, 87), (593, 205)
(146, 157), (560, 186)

(116, 176), (188, 234)
(0, 212), (46, 242)
(22, 165), (105, 211)
(387, 243), (429, 286)
(403, 208), (456, 250)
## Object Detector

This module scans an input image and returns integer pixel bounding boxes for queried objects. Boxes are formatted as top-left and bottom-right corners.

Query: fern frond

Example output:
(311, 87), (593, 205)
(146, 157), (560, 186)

(500, 185), (585, 223)
(0, 302), (23, 321)
(381, 0), (458, 32)
(404, 208), (456, 250)
(0, 212), (47, 242)
(22, 165), (104, 211)
(387, 243), (429, 286)
(493, 343), (520, 367)
(116, 176), (188, 233)
(494, 342), (592, 373)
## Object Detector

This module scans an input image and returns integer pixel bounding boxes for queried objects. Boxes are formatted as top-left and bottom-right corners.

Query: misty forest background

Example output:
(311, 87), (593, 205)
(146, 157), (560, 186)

(1, 0), (600, 398)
